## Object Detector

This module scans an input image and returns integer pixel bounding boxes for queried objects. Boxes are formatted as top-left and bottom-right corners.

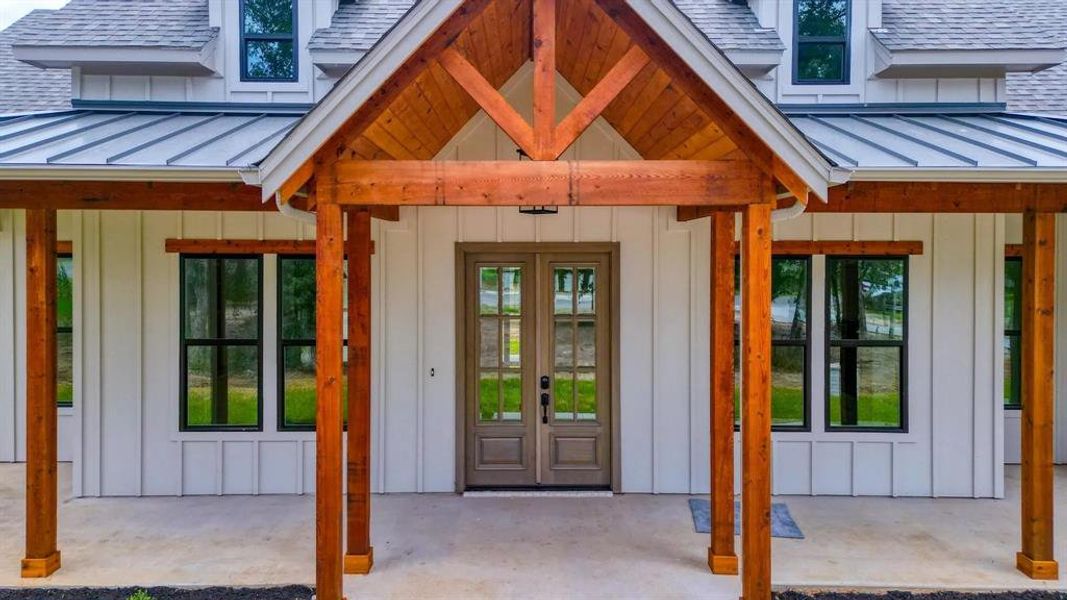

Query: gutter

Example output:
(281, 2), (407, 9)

(275, 191), (316, 225)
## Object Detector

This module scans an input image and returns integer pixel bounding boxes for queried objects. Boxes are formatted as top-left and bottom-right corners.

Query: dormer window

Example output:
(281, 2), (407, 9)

(240, 0), (298, 82)
(793, 0), (850, 85)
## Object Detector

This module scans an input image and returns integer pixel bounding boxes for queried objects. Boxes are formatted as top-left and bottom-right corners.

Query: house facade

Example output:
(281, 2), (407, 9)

(2, 0), (1067, 594)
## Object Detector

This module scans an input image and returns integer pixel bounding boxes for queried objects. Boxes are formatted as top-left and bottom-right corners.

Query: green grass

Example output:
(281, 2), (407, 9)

(733, 387), (805, 427)
(187, 387), (259, 427)
(57, 383), (73, 407)
(478, 375), (597, 421)
(827, 392), (901, 428)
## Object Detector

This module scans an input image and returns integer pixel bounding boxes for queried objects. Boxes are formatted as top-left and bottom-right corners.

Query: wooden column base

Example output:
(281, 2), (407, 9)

(1017, 552), (1059, 580)
(343, 549), (374, 575)
(707, 549), (738, 575)
(21, 551), (60, 578)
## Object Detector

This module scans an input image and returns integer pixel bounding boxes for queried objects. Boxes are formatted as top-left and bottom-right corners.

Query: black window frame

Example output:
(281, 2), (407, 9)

(179, 254), (264, 432)
(277, 254), (348, 432)
(56, 252), (73, 408)
(792, 0), (852, 85)
(1004, 256), (1023, 410)
(239, 0), (299, 83)
(734, 254), (814, 433)
(824, 255), (908, 433)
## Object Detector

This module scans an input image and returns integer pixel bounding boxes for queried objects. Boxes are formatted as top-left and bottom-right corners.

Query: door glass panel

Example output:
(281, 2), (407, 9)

(501, 371), (522, 421)
(553, 268), (573, 314)
(479, 318), (499, 368)
(502, 318), (521, 367)
(576, 320), (596, 367)
(576, 268), (596, 314)
(576, 372), (597, 421)
(554, 371), (574, 421)
(501, 267), (522, 315)
(554, 319), (574, 367)
(479, 267), (499, 315)
(479, 370), (500, 421)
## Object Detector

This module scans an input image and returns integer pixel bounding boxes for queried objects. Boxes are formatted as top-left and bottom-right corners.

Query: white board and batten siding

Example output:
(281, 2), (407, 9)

(1, 68), (1065, 497)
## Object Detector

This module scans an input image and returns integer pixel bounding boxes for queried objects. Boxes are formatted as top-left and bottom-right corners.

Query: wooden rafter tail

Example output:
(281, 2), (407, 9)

(277, 160), (314, 205)
(552, 45), (650, 158)
(531, 0), (556, 159)
(439, 46), (537, 157)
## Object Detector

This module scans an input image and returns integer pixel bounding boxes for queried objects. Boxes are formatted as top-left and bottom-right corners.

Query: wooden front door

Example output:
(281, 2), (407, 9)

(463, 249), (612, 488)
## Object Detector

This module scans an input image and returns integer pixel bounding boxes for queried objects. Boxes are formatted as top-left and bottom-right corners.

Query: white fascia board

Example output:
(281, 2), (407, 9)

(630, 0), (835, 199)
(848, 167), (1067, 183)
(873, 47), (1067, 78)
(11, 44), (219, 76)
(258, 0), (462, 201)
(0, 165), (245, 182)
(722, 48), (783, 69)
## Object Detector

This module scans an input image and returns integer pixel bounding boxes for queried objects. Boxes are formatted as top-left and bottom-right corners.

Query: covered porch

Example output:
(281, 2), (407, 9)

(1, 463), (1065, 596)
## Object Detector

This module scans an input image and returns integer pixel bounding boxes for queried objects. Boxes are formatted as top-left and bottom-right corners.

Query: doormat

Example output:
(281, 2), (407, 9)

(688, 498), (804, 539)
(464, 490), (613, 498)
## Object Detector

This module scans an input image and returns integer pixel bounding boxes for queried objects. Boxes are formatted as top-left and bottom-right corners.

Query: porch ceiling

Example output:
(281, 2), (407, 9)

(344, 0), (738, 163)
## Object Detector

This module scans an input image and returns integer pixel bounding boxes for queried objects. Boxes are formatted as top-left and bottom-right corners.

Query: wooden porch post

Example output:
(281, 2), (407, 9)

(22, 208), (61, 579)
(316, 195), (345, 600)
(344, 208), (373, 574)
(740, 186), (774, 599)
(709, 211), (738, 575)
(1017, 210), (1059, 580)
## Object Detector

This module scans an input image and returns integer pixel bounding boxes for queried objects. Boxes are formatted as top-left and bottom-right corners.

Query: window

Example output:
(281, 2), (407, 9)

(180, 256), (262, 430)
(794, 0), (850, 84)
(278, 256), (348, 430)
(826, 257), (907, 431)
(56, 254), (73, 407)
(1004, 257), (1022, 409)
(734, 256), (812, 430)
(240, 0), (298, 82)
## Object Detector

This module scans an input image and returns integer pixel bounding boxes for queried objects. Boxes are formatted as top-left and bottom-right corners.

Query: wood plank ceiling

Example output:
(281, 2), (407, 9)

(343, 0), (738, 163)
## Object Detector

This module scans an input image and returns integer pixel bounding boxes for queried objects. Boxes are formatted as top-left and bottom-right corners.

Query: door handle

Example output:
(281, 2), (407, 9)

(540, 392), (550, 424)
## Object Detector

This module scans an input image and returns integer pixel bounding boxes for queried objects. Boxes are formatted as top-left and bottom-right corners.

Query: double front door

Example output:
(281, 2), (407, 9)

(463, 248), (612, 488)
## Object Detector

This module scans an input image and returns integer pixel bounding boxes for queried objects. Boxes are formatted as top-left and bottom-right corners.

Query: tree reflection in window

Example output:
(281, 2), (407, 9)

(241, 0), (297, 81)
(794, 0), (850, 84)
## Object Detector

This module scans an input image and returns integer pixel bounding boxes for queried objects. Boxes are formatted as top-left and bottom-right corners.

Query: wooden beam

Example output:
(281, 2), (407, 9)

(21, 208), (60, 579)
(439, 47), (537, 157)
(1017, 210), (1059, 580)
(325, 159), (763, 206)
(820, 182), (1067, 213)
(370, 206), (401, 222)
(277, 160), (314, 205)
(55, 241), (72, 255)
(594, 0), (811, 202)
(531, 0), (555, 159)
(344, 208), (374, 575)
(728, 240), (924, 256)
(1007, 244), (1024, 258)
(708, 211), (737, 575)
(0, 181), (269, 211)
(164, 238), (376, 256)
(552, 46), (650, 158)
(314, 192), (345, 600)
(740, 185), (774, 600)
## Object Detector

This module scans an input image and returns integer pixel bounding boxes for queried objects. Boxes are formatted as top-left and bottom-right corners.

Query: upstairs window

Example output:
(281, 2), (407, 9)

(826, 257), (907, 431)
(56, 253), (73, 407)
(1004, 257), (1022, 409)
(794, 0), (850, 84)
(180, 256), (263, 430)
(240, 0), (298, 82)
(734, 256), (812, 431)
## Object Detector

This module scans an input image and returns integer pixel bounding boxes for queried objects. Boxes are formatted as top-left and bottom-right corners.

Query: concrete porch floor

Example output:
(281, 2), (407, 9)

(0, 465), (1064, 597)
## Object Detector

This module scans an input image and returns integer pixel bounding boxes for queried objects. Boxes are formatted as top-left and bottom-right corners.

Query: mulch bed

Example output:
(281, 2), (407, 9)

(777, 592), (1067, 600)
(0, 586), (313, 600)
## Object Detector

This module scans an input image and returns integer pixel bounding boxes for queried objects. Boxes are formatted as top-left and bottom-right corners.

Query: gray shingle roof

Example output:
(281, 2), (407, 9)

(1004, 1), (1067, 115)
(875, 0), (1064, 51)
(0, 10), (70, 114)
(671, 0), (783, 51)
(308, 0), (414, 52)
(308, 0), (784, 53)
(12, 0), (217, 49)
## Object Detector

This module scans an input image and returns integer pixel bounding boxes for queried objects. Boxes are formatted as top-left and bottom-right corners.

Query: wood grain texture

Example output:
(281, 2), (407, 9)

(345, 208), (374, 574)
(54, 241), (72, 255)
(0, 181), (268, 211)
(821, 182), (1067, 213)
(708, 211), (737, 575)
(326, 159), (763, 206)
(740, 186), (774, 600)
(531, 0), (556, 159)
(1018, 210), (1059, 580)
(164, 239), (377, 255)
(729, 240), (924, 256)
(315, 194), (345, 600)
(22, 208), (60, 578)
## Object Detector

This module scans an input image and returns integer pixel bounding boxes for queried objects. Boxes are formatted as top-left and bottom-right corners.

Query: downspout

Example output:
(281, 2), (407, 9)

(275, 191), (317, 225)
(771, 191), (808, 222)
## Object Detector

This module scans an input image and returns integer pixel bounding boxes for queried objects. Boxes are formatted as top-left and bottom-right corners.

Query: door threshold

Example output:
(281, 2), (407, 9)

(463, 489), (614, 498)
